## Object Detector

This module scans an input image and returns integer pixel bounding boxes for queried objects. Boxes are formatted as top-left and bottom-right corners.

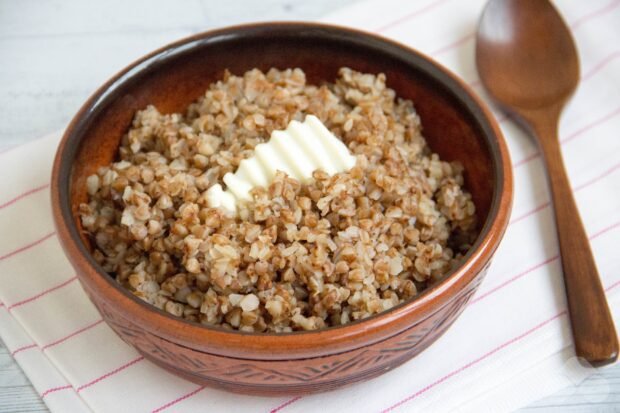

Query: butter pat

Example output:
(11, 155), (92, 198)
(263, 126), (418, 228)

(206, 115), (355, 214)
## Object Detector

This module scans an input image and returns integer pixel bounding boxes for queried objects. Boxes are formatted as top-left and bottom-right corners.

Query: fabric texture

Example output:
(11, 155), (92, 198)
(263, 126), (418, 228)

(1, 0), (619, 411)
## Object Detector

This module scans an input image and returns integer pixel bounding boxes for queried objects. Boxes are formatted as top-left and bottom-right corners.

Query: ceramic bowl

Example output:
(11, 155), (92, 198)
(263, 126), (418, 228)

(51, 22), (513, 396)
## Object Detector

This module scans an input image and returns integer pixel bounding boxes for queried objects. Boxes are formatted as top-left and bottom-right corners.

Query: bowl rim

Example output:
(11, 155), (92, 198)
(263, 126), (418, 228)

(51, 21), (513, 359)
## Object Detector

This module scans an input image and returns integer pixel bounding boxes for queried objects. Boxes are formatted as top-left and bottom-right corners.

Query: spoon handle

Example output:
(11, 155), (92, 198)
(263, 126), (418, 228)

(528, 111), (618, 366)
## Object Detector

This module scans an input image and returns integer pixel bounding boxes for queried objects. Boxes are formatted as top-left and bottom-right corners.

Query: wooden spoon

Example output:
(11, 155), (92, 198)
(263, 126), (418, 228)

(476, 0), (618, 366)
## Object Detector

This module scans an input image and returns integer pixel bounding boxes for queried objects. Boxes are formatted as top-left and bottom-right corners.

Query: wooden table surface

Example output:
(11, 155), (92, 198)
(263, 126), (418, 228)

(0, 0), (618, 411)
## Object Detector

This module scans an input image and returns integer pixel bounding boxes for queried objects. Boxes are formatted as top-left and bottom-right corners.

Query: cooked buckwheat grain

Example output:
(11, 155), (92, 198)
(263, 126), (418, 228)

(79, 67), (477, 332)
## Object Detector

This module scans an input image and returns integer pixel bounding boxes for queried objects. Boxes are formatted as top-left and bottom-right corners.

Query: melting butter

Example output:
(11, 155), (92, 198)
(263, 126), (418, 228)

(206, 115), (356, 214)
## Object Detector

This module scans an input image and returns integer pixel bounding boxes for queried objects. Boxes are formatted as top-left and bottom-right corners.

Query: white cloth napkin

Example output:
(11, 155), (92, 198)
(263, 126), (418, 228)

(1, 0), (620, 412)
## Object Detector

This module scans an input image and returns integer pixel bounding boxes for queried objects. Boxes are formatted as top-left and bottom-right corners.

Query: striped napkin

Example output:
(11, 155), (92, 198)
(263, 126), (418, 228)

(1, 0), (619, 411)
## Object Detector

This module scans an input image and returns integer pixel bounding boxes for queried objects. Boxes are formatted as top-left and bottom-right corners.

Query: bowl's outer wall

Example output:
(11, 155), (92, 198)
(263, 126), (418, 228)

(88, 262), (488, 396)
(51, 23), (513, 394)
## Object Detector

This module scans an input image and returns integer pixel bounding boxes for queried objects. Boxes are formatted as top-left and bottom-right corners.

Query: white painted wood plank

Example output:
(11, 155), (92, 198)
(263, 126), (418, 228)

(199, 0), (357, 25)
(0, 343), (47, 413)
(521, 366), (620, 412)
(0, 0), (206, 37)
(0, 29), (195, 145)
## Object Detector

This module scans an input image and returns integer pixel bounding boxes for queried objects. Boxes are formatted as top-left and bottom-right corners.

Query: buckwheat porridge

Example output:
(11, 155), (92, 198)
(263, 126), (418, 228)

(79, 67), (477, 333)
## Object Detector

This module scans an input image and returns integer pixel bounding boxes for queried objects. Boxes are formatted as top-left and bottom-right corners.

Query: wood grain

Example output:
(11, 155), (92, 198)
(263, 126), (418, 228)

(0, 343), (51, 413)
(533, 110), (618, 366)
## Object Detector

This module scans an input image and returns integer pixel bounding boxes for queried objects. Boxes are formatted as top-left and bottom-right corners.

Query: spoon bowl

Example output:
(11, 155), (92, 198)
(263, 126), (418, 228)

(477, 0), (580, 111)
(476, 0), (618, 366)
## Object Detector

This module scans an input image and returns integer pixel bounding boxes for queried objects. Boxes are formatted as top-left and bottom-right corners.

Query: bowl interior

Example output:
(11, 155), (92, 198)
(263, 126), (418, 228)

(67, 25), (495, 233)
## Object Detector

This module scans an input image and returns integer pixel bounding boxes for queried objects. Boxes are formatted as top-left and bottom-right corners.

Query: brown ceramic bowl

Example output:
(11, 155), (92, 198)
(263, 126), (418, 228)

(51, 22), (512, 396)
